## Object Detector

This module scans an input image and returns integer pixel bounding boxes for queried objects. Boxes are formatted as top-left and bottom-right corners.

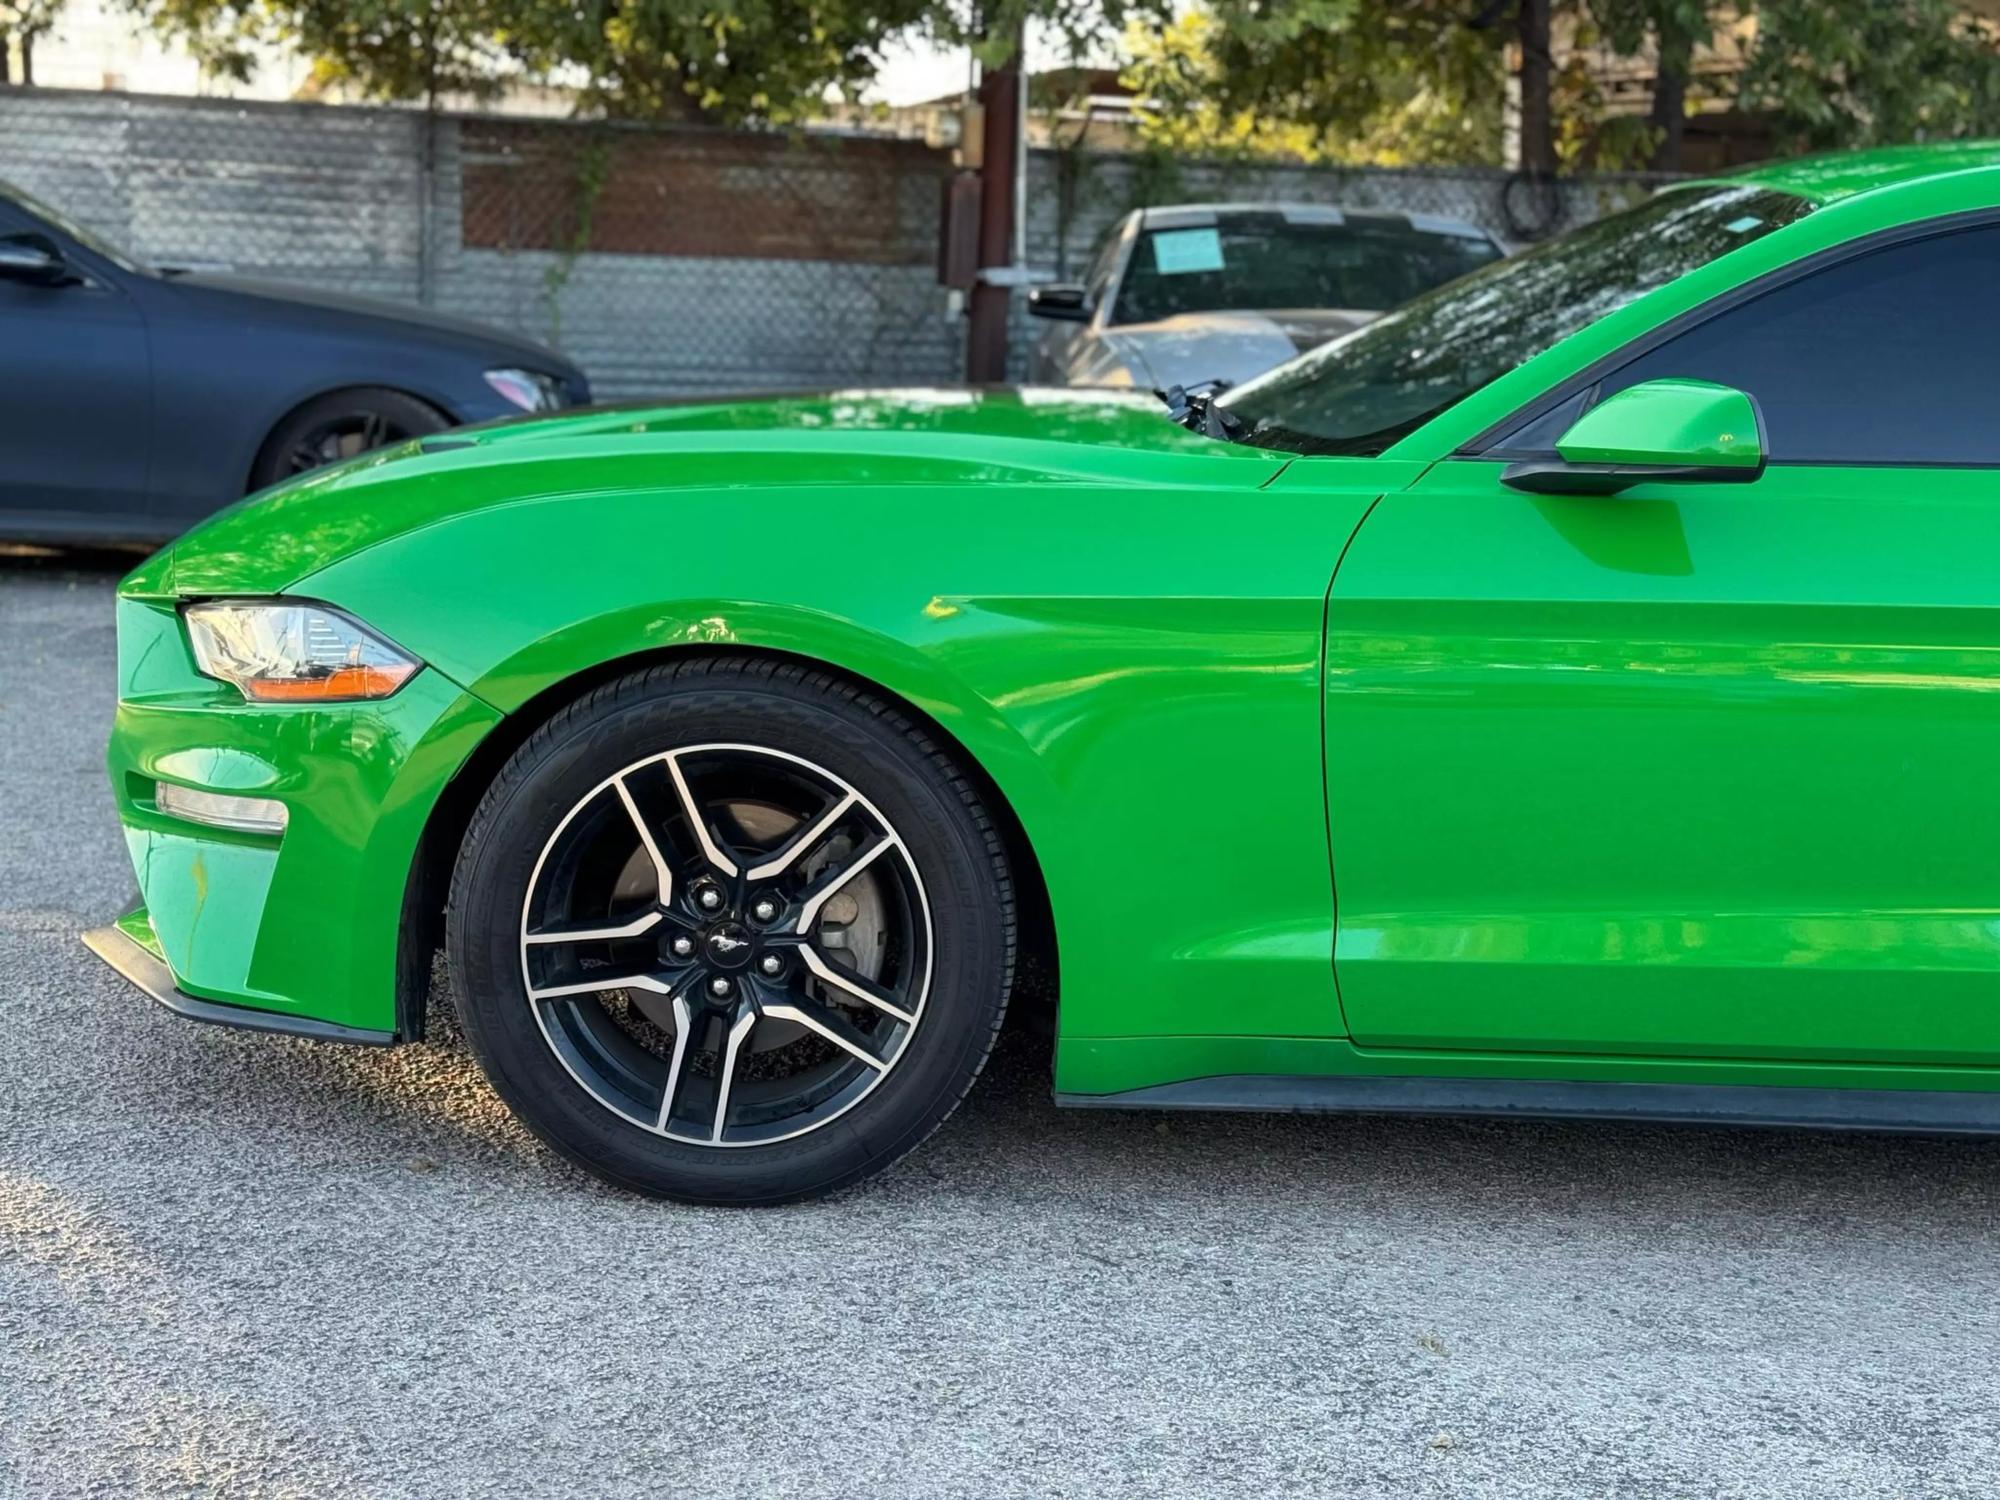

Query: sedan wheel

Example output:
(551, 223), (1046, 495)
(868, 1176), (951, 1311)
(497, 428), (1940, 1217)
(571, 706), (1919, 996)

(447, 658), (1015, 1204)
(248, 387), (450, 490)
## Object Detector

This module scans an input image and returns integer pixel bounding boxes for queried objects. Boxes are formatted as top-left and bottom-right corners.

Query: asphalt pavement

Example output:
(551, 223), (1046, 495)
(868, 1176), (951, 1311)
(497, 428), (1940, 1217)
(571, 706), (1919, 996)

(4, 554), (1998, 1499)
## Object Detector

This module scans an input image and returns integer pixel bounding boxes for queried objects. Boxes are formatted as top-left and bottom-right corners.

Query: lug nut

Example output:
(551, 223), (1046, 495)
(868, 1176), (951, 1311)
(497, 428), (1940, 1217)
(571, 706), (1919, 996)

(751, 897), (779, 923)
(671, 935), (695, 958)
(696, 885), (724, 911)
(709, 976), (732, 998)
(759, 954), (784, 977)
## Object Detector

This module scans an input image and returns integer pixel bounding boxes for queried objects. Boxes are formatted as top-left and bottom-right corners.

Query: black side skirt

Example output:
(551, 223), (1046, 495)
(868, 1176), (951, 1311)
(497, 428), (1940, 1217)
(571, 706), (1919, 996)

(82, 926), (397, 1047)
(1055, 1071), (2000, 1136)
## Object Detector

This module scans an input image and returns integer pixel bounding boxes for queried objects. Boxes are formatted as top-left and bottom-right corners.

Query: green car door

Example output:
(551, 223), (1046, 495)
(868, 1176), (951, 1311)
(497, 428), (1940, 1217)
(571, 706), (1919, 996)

(1318, 214), (2000, 1065)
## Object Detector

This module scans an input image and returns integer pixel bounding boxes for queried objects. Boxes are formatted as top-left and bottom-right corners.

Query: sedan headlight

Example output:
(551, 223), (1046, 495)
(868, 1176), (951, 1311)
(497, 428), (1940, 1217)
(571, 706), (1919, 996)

(184, 601), (419, 703)
(484, 367), (570, 412)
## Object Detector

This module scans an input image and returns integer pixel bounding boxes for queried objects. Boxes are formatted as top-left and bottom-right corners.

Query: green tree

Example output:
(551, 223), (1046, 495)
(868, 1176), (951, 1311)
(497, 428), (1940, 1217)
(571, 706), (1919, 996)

(133, 0), (940, 118)
(2, 0), (66, 83)
(129, 0), (1161, 124)
(1118, 0), (1662, 173)
(1565, 0), (1737, 170)
(1131, 0), (2000, 175)
(1741, 0), (2000, 152)
(1122, 0), (1508, 167)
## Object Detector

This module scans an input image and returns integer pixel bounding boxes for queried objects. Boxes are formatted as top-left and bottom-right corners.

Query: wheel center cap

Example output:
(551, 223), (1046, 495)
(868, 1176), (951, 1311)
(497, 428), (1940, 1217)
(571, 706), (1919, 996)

(704, 922), (754, 970)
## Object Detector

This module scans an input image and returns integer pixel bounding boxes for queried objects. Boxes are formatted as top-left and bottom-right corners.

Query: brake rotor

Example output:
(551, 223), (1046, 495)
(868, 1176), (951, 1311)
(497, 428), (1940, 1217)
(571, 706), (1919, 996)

(607, 798), (887, 1051)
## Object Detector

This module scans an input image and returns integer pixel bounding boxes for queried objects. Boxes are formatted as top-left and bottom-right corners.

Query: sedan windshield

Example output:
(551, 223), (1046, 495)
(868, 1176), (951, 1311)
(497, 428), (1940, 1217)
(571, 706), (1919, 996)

(0, 178), (150, 275)
(1217, 184), (1815, 455)
(1113, 216), (1502, 325)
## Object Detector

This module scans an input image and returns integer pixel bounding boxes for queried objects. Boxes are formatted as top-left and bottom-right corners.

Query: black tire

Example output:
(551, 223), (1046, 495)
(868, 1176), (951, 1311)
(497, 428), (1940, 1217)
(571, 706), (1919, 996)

(248, 386), (450, 490)
(445, 656), (1016, 1205)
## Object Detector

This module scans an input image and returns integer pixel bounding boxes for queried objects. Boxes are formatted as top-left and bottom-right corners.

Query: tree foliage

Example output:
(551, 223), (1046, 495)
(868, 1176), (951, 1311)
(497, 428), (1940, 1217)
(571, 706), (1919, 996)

(128, 0), (1163, 123)
(110, 0), (2000, 153)
(134, 0), (939, 118)
(1125, 0), (2000, 173)
(1573, 0), (1728, 167)
(1120, 0), (1627, 170)
(1742, 0), (2000, 151)
(1, 0), (67, 81)
(1123, 0), (1506, 167)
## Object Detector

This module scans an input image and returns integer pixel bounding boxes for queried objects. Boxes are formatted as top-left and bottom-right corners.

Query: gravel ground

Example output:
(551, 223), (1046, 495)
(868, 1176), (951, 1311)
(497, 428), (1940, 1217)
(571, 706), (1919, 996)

(4, 556), (1999, 1500)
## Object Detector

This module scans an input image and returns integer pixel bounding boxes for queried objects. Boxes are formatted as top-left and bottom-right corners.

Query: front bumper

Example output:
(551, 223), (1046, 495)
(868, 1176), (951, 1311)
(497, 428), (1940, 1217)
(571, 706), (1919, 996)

(99, 594), (504, 1036)
(83, 911), (395, 1045)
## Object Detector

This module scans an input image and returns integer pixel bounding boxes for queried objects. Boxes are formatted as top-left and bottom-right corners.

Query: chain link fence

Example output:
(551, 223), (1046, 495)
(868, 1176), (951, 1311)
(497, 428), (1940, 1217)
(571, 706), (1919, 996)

(448, 115), (963, 395)
(0, 85), (1676, 398)
(0, 87), (965, 398)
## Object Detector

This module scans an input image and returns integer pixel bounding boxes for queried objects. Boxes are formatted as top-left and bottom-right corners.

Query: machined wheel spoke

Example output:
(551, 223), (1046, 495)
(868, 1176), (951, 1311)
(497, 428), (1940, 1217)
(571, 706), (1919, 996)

(613, 775), (675, 906)
(759, 994), (890, 1071)
(793, 835), (894, 933)
(522, 740), (933, 1149)
(710, 1005), (758, 1142)
(524, 909), (665, 946)
(529, 971), (674, 1002)
(799, 943), (915, 1025)
(664, 752), (741, 878)
(745, 791), (858, 881)
(656, 995), (698, 1131)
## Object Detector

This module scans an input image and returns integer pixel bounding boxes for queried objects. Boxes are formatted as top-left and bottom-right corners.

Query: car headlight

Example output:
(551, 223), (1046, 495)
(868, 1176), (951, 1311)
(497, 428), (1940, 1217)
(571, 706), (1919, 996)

(184, 601), (420, 703)
(484, 367), (569, 412)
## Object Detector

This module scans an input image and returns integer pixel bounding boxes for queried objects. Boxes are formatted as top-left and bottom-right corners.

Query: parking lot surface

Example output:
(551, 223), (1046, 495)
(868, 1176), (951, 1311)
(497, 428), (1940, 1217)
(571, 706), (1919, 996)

(4, 557), (1999, 1499)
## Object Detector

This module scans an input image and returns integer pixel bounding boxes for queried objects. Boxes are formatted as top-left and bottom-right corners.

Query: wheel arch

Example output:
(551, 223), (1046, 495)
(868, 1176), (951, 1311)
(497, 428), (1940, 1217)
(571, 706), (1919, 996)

(396, 643), (1058, 1043)
(247, 383), (457, 495)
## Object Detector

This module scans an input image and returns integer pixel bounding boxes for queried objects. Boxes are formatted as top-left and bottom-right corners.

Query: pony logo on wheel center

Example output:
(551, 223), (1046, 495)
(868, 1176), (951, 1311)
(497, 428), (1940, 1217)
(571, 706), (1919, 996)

(704, 924), (753, 968)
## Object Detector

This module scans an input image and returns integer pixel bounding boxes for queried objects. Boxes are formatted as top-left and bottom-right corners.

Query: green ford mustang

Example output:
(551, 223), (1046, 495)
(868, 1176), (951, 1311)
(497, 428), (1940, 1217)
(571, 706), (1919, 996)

(87, 142), (2000, 1202)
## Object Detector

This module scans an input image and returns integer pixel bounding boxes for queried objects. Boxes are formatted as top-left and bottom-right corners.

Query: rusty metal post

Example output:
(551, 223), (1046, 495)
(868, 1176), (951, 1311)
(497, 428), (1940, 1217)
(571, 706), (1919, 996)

(965, 29), (1023, 384)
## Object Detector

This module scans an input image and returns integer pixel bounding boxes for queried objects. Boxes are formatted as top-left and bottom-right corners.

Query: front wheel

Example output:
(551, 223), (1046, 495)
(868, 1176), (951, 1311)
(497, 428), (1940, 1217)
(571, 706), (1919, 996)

(446, 657), (1017, 1204)
(249, 387), (449, 490)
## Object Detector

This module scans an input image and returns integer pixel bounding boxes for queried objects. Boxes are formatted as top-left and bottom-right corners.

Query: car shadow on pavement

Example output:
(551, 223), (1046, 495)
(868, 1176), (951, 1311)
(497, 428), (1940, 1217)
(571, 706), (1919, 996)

(0, 542), (154, 575)
(96, 958), (2000, 1234)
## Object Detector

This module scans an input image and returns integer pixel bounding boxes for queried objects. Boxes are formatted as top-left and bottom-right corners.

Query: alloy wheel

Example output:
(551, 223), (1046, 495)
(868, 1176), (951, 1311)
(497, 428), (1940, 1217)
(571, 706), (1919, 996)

(518, 743), (933, 1147)
(285, 410), (406, 473)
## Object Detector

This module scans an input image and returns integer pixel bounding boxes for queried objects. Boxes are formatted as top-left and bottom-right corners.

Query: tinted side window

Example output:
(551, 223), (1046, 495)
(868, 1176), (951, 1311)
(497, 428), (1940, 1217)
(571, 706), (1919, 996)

(1600, 225), (2000, 466)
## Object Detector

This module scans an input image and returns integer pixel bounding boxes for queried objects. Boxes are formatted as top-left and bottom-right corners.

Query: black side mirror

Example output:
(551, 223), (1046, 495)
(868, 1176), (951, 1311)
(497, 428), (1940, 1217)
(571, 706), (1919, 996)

(1028, 283), (1092, 322)
(0, 233), (76, 287)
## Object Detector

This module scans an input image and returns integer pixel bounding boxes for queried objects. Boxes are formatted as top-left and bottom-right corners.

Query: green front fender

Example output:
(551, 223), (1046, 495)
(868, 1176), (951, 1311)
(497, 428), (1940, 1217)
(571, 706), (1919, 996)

(297, 470), (1409, 1063)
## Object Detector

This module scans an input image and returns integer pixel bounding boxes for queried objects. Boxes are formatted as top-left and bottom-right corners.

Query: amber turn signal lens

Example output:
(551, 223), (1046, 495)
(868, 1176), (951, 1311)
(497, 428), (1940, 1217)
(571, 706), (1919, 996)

(241, 663), (419, 702)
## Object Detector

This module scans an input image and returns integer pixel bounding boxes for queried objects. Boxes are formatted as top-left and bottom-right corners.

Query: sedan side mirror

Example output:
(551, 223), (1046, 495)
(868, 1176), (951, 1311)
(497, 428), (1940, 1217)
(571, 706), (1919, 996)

(1502, 378), (1765, 496)
(1027, 283), (1092, 322)
(0, 232), (76, 287)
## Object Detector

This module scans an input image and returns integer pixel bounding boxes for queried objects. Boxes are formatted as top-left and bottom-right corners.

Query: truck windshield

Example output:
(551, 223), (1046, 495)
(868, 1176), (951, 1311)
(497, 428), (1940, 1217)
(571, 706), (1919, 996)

(1113, 215), (1502, 325)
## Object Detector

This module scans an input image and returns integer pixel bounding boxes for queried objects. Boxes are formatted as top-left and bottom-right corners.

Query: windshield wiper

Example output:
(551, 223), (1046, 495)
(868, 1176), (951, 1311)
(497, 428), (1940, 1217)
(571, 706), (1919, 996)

(1156, 382), (1244, 443)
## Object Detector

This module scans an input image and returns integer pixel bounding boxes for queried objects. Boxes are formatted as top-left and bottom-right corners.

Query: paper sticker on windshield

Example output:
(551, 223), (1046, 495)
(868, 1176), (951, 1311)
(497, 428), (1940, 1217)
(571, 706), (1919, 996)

(1151, 228), (1225, 275)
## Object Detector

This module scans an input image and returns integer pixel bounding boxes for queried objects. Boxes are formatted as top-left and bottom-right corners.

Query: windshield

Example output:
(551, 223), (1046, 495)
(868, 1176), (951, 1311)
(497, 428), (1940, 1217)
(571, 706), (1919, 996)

(0, 178), (150, 275)
(1113, 216), (1501, 325)
(1217, 184), (1815, 456)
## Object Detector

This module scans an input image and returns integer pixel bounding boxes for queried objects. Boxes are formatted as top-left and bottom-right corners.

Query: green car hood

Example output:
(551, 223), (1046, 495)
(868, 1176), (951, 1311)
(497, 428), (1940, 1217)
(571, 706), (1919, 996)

(128, 387), (1288, 599)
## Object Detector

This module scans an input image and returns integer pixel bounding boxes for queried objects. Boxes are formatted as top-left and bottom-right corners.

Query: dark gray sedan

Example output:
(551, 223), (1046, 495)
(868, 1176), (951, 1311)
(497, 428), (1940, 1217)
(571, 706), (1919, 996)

(0, 178), (589, 543)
